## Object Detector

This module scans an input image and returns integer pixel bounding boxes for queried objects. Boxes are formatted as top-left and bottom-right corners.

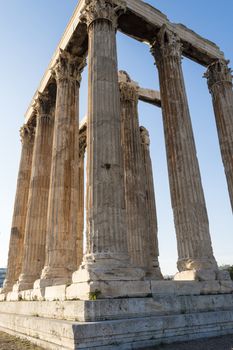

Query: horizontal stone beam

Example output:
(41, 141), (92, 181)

(24, 0), (224, 123)
(138, 87), (161, 107)
(120, 0), (224, 66)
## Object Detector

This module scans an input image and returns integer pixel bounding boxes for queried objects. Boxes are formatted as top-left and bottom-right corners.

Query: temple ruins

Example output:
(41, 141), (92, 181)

(0, 0), (233, 349)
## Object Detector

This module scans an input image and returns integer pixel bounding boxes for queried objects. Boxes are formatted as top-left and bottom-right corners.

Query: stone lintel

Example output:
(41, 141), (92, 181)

(24, 0), (224, 124)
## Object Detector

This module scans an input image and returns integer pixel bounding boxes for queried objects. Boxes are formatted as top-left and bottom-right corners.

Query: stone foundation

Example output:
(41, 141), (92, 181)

(1, 292), (233, 349)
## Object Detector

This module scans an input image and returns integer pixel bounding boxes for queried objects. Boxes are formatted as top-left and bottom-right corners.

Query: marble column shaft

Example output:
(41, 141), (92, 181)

(140, 126), (162, 278)
(80, 0), (130, 267)
(76, 131), (86, 268)
(151, 25), (217, 273)
(16, 93), (54, 291)
(119, 80), (151, 272)
(40, 50), (85, 285)
(205, 60), (233, 211)
(2, 124), (35, 293)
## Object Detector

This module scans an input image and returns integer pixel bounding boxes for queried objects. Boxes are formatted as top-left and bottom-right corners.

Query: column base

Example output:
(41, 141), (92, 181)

(174, 269), (231, 282)
(145, 267), (164, 280)
(72, 253), (145, 283)
(177, 257), (218, 271)
(37, 265), (73, 288)
(1, 279), (15, 294)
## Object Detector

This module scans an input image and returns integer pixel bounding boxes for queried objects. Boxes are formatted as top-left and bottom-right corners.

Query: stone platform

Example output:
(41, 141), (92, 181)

(1, 289), (233, 349)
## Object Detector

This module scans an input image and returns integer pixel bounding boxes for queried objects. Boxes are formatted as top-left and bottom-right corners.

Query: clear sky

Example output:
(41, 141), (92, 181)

(0, 0), (232, 275)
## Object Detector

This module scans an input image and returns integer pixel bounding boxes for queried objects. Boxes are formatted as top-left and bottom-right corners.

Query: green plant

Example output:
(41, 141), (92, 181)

(89, 289), (101, 300)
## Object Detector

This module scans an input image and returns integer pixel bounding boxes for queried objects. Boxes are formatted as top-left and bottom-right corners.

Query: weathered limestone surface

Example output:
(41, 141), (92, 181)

(14, 94), (54, 292)
(2, 305), (233, 349)
(2, 124), (35, 293)
(205, 59), (233, 211)
(76, 128), (86, 267)
(151, 25), (218, 278)
(140, 126), (162, 279)
(119, 71), (161, 279)
(71, 0), (143, 285)
(39, 51), (86, 286)
(119, 74), (148, 268)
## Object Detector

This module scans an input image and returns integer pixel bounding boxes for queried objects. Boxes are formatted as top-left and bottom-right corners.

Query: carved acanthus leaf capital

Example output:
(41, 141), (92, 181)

(79, 129), (87, 158)
(80, 0), (126, 29)
(119, 82), (138, 102)
(119, 71), (138, 102)
(150, 24), (182, 65)
(33, 91), (52, 118)
(51, 49), (86, 85)
(204, 59), (233, 93)
(20, 123), (35, 144)
(140, 126), (150, 149)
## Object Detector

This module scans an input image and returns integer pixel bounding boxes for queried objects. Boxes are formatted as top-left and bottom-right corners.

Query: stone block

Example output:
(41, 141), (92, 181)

(217, 270), (231, 281)
(174, 271), (197, 281)
(195, 269), (216, 281)
(44, 285), (67, 301)
(66, 280), (151, 300)
(219, 281), (233, 294)
(0, 293), (6, 301)
(151, 281), (176, 295)
(200, 281), (221, 294)
(31, 288), (45, 301)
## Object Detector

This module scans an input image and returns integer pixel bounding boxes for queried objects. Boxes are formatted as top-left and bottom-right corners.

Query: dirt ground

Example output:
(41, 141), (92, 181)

(0, 332), (44, 350)
(1, 332), (233, 349)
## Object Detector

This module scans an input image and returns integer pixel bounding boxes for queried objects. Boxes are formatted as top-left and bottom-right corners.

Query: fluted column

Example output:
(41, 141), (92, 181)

(72, 0), (143, 282)
(76, 130), (87, 267)
(119, 73), (161, 278)
(151, 25), (217, 279)
(2, 124), (35, 293)
(140, 126), (162, 279)
(205, 60), (233, 211)
(15, 93), (54, 291)
(38, 50), (86, 286)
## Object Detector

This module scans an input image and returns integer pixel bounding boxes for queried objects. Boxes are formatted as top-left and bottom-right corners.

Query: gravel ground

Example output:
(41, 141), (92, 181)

(0, 332), (233, 349)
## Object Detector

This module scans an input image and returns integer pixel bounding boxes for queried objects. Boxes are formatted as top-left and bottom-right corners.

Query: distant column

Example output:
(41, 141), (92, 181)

(119, 74), (162, 279)
(2, 124), (35, 293)
(15, 93), (54, 291)
(205, 59), (233, 211)
(151, 25), (217, 279)
(140, 126), (162, 279)
(39, 50), (86, 287)
(76, 130), (87, 268)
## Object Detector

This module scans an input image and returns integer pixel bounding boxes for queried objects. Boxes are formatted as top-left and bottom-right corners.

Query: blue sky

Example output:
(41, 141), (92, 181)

(0, 0), (232, 275)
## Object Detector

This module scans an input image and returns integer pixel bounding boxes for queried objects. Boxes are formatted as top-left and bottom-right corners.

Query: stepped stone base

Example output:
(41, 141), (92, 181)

(1, 292), (233, 349)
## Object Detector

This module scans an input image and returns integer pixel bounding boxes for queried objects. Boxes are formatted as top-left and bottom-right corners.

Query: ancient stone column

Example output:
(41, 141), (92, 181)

(15, 93), (54, 291)
(1, 124), (35, 293)
(140, 126), (162, 279)
(205, 60), (233, 211)
(38, 50), (86, 287)
(151, 25), (218, 279)
(119, 72), (162, 279)
(72, 0), (143, 283)
(76, 129), (87, 267)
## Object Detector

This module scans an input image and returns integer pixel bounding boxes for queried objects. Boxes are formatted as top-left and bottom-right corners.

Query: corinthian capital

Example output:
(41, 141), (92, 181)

(119, 70), (138, 102)
(80, 0), (126, 29)
(20, 123), (35, 144)
(34, 92), (51, 117)
(52, 49), (86, 85)
(140, 126), (150, 149)
(204, 59), (233, 93)
(150, 24), (182, 65)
